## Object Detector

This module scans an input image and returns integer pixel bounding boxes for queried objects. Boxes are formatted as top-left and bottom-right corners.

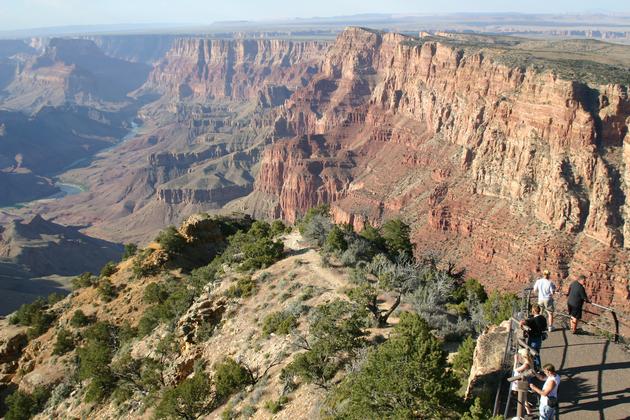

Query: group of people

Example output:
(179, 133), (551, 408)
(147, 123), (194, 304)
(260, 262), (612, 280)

(511, 270), (591, 419)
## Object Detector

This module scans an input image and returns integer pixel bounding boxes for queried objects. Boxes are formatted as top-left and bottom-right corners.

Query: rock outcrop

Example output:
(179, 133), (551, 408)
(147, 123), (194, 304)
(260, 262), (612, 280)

(251, 28), (630, 315)
(465, 320), (510, 401)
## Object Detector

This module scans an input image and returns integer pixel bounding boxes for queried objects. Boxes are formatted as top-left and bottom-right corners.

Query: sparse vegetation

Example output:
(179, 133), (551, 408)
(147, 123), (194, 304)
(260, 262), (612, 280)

(9, 298), (56, 339)
(154, 370), (214, 420)
(70, 309), (93, 328)
(214, 358), (254, 402)
(97, 278), (117, 302)
(452, 336), (476, 389)
(52, 328), (75, 355)
(262, 311), (298, 336)
(265, 396), (289, 414)
(122, 243), (138, 260)
(3, 387), (50, 420)
(72, 272), (96, 289)
(225, 277), (257, 299)
(155, 226), (187, 256)
(100, 261), (118, 278)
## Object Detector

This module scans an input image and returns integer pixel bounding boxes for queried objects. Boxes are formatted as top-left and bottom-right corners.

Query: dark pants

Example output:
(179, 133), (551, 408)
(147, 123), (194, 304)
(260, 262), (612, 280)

(529, 337), (542, 371)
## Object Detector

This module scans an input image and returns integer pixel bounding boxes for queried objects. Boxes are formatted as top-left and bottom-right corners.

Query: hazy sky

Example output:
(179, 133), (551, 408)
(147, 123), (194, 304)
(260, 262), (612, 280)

(1, 0), (629, 30)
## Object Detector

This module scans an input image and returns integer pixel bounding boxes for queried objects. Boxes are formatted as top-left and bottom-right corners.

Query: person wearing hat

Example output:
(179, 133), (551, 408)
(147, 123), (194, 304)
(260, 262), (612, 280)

(532, 269), (557, 331)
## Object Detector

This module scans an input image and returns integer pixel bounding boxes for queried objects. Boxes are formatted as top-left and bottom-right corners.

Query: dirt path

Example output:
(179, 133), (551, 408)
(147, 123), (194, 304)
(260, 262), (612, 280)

(283, 231), (346, 291)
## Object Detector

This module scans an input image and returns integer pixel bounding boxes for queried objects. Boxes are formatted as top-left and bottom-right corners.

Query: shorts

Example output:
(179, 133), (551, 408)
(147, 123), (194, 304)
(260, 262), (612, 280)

(568, 303), (583, 319)
(539, 298), (555, 313)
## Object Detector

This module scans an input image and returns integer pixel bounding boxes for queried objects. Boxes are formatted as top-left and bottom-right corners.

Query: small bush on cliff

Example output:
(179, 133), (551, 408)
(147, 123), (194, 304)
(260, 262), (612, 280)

(97, 278), (117, 302)
(298, 205), (330, 233)
(122, 243), (138, 260)
(53, 328), (75, 355)
(482, 291), (519, 325)
(4, 387), (50, 420)
(282, 300), (366, 389)
(154, 370), (214, 420)
(452, 336), (476, 389)
(138, 276), (195, 336)
(270, 220), (289, 237)
(155, 226), (187, 256)
(132, 248), (161, 278)
(70, 310), (93, 328)
(214, 358), (254, 402)
(77, 322), (119, 402)
(72, 272), (96, 289)
(325, 225), (348, 253)
(224, 277), (257, 299)
(262, 311), (298, 336)
(9, 298), (56, 339)
(100, 261), (118, 278)
(323, 312), (460, 419)
(380, 218), (414, 259)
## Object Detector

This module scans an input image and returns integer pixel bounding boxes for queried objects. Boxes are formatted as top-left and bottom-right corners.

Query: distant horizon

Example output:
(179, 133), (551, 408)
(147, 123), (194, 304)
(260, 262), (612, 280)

(2, 10), (630, 39)
(1, 0), (629, 33)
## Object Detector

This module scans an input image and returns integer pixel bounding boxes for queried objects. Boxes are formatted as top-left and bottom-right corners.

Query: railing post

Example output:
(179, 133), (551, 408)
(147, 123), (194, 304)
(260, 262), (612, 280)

(611, 310), (619, 343)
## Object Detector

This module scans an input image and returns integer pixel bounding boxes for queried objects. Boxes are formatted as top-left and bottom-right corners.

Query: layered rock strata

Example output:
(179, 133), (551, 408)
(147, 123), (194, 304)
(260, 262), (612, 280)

(251, 27), (630, 315)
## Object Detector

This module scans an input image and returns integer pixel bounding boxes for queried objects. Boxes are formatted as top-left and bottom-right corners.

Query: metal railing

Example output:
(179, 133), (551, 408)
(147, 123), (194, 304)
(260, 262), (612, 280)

(492, 287), (624, 417)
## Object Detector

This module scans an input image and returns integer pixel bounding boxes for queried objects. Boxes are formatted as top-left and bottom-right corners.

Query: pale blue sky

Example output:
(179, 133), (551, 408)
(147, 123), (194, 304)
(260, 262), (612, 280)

(0, 0), (629, 31)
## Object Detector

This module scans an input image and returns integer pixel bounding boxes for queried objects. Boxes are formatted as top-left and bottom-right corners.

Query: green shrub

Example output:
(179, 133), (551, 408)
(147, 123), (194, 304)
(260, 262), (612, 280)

(452, 278), (488, 304)
(70, 310), (92, 328)
(47, 292), (64, 305)
(72, 272), (96, 289)
(53, 328), (75, 355)
(298, 204), (330, 234)
(265, 396), (289, 413)
(325, 225), (348, 252)
(213, 358), (253, 402)
(482, 291), (518, 325)
(380, 219), (413, 259)
(132, 248), (160, 278)
(359, 224), (386, 252)
(189, 264), (217, 291)
(155, 226), (187, 255)
(262, 311), (297, 336)
(283, 300), (366, 389)
(452, 336), (476, 388)
(97, 278), (117, 302)
(9, 298), (56, 339)
(122, 243), (138, 260)
(77, 322), (118, 402)
(143, 282), (169, 305)
(154, 370), (214, 419)
(138, 277), (195, 336)
(270, 220), (288, 237)
(100, 261), (118, 278)
(4, 387), (50, 420)
(225, 277), (256, 299)
(324, 312), (460, 419)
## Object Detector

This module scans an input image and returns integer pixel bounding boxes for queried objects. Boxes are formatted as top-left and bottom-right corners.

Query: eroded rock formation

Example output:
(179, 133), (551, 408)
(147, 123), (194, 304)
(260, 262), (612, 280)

(251, 27), (630, 314)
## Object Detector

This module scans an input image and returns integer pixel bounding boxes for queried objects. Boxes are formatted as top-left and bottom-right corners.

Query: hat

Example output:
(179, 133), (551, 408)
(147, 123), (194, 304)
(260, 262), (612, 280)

(518, 348), (530, 358)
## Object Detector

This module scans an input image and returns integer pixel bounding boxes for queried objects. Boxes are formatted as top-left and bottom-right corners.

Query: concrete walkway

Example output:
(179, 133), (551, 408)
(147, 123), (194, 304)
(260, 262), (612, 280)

(540, 328), (630, 419)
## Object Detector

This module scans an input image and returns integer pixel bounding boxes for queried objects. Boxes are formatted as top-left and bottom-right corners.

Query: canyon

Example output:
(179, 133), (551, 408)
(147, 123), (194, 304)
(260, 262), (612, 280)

(0, 28), (628, 320)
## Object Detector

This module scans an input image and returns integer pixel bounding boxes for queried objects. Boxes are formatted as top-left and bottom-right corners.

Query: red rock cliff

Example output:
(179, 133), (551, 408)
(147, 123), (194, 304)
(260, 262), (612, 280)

(251, 27), (630, 317)
(142, 38), (329, 101)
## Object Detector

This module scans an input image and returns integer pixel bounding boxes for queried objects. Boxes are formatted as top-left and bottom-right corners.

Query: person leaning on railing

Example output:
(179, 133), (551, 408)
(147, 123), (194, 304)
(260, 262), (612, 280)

(566, 275), (590, 335)
(519, 304), (547, 371)
(529, 364), (560, 420)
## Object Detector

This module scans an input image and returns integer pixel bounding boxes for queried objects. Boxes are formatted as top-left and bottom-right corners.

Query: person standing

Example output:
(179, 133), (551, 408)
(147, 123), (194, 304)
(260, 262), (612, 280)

(520, 304), (547, 371)
(566, 275), (590, 334)
(533, 270), (556, 331)
(530, 364), (560, 420)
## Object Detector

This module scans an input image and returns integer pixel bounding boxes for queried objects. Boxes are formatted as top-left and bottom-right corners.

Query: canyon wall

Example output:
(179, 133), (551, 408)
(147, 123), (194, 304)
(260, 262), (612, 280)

(251, 28), (630, 315)
(142, 38), (329, 101)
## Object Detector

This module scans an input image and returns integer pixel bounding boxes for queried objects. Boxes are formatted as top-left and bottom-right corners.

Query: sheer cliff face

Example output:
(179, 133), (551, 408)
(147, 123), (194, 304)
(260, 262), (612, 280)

(253, 28), (630, 310)
(143, 38), (328, 101)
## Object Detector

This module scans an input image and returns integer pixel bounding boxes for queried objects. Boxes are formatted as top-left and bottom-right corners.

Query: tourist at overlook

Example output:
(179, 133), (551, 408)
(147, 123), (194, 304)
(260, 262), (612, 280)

(532, 270), (556, 331)
(520, 304), (547, 370)
(530, 364), (560, 420)
(566, 275), (590, 334)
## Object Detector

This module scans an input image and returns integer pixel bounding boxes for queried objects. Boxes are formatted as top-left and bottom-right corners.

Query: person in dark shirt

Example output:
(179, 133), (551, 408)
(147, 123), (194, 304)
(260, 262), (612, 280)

(520, 304), (547, 371)
(566, 275), (590, 334)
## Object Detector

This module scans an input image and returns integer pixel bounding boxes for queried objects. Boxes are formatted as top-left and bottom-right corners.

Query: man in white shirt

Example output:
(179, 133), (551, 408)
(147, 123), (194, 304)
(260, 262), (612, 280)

(530, 363), (560, 420)
(532, 269), (556, 331)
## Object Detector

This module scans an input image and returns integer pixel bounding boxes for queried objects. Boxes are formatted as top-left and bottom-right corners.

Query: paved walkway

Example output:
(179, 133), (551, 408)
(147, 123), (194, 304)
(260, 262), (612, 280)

(540, 327), (630, 419)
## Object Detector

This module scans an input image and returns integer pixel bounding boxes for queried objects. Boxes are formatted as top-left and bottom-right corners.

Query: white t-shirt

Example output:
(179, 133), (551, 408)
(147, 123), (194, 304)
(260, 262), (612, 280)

(533, 277), (556, 300)
(540, 374), (560, 407)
